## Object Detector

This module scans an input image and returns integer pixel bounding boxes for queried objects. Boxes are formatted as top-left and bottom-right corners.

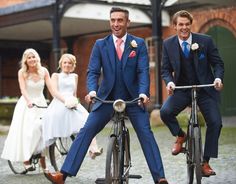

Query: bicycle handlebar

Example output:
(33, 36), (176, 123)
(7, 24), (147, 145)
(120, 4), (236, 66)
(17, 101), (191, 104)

(92, 96), (141, 104)
(174, 83), (215, 89)
(32, 103), (48, 108)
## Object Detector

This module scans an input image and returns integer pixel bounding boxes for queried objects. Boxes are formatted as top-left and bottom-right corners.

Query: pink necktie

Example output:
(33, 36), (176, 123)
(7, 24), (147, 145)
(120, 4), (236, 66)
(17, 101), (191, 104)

(116, 38), (123, 60)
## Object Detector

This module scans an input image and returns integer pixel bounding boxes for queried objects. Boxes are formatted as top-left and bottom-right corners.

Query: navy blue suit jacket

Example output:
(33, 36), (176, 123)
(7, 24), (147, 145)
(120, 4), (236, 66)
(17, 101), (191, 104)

(87, 34), (150, 110)
(161, 33), (224, 102)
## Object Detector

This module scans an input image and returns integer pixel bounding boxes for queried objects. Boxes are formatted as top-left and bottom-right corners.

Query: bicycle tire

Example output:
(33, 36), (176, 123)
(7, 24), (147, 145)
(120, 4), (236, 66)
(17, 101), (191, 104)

(7, 154), (52, 174)
(49, 135), (75, 171)
(122, 129), (131, 183)
(8, 160), (28, 174)
(186, 123), (194, 184)
(194, 127), (202, 184)
(105, 136), (119, 184)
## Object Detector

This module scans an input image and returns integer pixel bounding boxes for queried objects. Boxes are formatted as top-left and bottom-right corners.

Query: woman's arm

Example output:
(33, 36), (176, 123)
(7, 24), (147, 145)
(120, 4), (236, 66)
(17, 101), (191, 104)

(43, 67), (54, 98)
(73, 74), (78, 97)
(18, 69), (32, 107)
(50, 73), (66, 103)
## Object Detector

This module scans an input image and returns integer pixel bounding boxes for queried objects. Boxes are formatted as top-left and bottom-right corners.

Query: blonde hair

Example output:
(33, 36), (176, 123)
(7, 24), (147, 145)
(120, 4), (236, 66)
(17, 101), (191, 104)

(20, 48), (43, 77)
(58, 53), (77, 72)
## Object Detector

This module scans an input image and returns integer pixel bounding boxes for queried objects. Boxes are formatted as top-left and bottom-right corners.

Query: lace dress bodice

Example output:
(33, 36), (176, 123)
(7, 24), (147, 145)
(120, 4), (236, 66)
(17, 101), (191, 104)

(58, 73), (76, 96)
(26, 79), (45, 99)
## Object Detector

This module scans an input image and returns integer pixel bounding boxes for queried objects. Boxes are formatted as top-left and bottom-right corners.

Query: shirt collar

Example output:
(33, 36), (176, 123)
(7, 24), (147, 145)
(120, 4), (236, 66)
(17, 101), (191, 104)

(179, 33), (192, 46)
(112, 34), (127, 45)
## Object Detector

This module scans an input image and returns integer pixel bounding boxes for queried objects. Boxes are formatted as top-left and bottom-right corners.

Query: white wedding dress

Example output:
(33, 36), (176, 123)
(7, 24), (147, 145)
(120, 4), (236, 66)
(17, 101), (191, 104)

(1, 79), (47, 162)
(42, 73), (89, 147)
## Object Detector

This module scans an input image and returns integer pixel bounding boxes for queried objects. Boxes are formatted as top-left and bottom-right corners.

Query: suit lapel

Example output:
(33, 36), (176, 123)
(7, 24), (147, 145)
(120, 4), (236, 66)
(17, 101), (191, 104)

(122, 34), (132, 69)
(105, 35), (116, 71)
(191, 33), (199, 70)
(171, 36), (181, 78)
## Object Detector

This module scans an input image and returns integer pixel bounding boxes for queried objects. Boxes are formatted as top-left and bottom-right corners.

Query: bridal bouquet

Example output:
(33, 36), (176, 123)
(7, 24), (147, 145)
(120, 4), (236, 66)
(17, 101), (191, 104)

(64, 96), (78, 109)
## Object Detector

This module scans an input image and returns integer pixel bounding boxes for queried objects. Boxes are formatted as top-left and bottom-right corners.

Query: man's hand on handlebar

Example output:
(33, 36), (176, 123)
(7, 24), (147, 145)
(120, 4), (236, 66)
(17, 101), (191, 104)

(139, 94), (150, 106)
(85, 91), (96, 104)
(166, 82), (175, 96)
(214, 78), (223, 91)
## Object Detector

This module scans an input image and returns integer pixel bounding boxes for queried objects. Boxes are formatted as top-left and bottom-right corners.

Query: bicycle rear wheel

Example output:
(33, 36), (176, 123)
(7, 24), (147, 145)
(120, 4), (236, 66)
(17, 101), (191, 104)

(186, 123), (194, 184)
(194, 127), (202, 184)
(49, 135), (75, 171)
(105, 136), (119, 184)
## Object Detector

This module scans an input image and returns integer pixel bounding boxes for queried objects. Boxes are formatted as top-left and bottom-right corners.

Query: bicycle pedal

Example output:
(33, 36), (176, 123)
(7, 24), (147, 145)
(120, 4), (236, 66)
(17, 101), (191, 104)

(128, 174), (142, 179)
(181, 147), (186, 153)
(95, 178), (106, 184)
(202, 174), (210, 178)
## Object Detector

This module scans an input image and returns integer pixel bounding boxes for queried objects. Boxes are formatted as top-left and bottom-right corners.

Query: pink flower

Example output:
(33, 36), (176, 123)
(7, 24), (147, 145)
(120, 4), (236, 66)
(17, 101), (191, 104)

(128, 50), (136, 58)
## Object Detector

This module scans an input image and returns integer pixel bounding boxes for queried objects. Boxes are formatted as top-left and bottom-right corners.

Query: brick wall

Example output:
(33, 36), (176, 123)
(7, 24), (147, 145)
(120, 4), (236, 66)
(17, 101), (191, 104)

(0, 0), (26, 8)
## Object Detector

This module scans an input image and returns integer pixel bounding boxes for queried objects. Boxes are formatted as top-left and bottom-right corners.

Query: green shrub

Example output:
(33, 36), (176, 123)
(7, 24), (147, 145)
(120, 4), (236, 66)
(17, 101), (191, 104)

(177, 111), (205, 127)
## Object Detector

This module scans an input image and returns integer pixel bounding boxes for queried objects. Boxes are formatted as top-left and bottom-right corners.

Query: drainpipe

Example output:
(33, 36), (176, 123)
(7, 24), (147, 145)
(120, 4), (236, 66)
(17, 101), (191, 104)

(52, 0), (61, 73)
(152, 0), (163, 109)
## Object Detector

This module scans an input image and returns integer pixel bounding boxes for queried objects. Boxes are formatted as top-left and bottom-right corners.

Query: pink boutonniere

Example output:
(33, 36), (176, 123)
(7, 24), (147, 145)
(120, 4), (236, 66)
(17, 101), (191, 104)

(128, 50), (136, 58)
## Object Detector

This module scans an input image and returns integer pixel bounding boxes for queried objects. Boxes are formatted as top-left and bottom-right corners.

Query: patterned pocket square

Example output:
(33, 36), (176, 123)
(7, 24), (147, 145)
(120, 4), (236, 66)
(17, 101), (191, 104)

(199, 53), (205, 60)
(128, 50), (136, 58)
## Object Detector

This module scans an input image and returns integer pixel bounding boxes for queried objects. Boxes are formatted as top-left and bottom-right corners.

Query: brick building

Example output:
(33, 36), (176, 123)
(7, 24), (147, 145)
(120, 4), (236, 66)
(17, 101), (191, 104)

(0, 0), (236, 116)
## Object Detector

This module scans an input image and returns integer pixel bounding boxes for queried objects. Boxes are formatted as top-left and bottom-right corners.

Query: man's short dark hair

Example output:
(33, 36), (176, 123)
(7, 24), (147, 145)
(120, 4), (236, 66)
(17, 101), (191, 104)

(110, 7), (129, 18)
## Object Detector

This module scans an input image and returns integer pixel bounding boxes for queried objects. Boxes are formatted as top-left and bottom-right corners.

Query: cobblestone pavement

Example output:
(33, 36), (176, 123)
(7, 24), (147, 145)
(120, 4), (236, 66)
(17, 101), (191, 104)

(0, 119), (236, 184)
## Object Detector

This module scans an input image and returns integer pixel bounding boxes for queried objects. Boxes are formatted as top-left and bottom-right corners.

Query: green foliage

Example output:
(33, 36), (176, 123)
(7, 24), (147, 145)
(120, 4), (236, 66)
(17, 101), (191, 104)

(0, 104), (14, 118)
(177, 111), (205, 127)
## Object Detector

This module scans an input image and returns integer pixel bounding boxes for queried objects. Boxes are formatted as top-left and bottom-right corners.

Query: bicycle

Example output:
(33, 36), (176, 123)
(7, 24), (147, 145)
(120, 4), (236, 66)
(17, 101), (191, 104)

(8, 103), (75, 174)
(174, 84), (215, 184)
(7, 103), (54, 174)
(94, 97), (142, 184)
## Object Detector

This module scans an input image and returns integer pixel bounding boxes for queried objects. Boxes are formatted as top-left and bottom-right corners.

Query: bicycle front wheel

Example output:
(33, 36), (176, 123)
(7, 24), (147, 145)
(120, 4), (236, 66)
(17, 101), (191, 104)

(8, 160), (28, 174)
(120, 129), (131, 183)
(49, 135), (75, 171)
(105, 136), (119, 184)
(194, 127), (202, 184)
(186, 123), (194, 184)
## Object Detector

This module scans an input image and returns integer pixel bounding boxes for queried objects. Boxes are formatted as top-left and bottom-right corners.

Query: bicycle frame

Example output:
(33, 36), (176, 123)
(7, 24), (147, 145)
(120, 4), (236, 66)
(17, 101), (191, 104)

(175, 84), (214, 184)
(93, 97), (141, 184)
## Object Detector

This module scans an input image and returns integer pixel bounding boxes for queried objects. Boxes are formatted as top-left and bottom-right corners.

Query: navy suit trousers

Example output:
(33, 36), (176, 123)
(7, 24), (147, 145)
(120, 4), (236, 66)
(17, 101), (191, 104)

(61, 103), (165, 182)
(160, 89), (222, 158)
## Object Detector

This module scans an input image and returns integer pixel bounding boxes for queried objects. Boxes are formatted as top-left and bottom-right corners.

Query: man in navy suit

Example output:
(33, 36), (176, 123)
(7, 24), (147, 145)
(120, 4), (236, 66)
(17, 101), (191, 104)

(45, 7), (168, 184)
(160, 10), (224, 177)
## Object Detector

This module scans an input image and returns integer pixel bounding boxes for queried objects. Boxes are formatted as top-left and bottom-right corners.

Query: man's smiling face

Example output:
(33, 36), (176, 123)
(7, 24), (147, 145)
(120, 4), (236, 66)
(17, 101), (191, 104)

(110, 11), (130, 38)
(174, 16), (192, 41)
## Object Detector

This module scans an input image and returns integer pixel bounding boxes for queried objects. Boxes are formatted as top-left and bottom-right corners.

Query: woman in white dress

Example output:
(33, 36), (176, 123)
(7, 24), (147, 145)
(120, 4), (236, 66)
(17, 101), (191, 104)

(42, 53), (102, 159)
(1, 48), (52, 171)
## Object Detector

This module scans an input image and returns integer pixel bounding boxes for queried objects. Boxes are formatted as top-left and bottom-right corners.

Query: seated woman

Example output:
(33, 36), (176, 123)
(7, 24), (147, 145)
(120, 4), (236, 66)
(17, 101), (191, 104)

(1, 48), (53, 171)
(42, 53), (102, 159)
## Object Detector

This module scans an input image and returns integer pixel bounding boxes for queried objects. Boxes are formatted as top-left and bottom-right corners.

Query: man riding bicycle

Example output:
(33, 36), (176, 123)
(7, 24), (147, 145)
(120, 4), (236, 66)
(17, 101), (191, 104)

(160, 10), (224, 177)
(44, 7), (168, 184)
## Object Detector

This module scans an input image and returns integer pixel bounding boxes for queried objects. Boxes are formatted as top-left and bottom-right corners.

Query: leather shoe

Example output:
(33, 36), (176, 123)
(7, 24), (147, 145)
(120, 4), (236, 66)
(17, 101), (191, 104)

(156, 178), (168, 184)
(202, 162), (216, 177)
(44, 171), (64, 184)
(172, 133), (187, 155)
(89, 148), (103, 159)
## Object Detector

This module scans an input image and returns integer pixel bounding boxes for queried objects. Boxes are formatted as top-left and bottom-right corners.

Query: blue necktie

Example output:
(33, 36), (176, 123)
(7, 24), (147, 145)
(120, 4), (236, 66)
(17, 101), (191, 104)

(182, 41), (189, 58)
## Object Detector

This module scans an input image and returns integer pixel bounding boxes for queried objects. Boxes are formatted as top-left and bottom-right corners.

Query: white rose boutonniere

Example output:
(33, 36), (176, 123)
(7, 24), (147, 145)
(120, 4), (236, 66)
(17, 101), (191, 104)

(191, 42), (205, 60)
(191, 43), (199, 51)
(130, 40), (138, 48)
